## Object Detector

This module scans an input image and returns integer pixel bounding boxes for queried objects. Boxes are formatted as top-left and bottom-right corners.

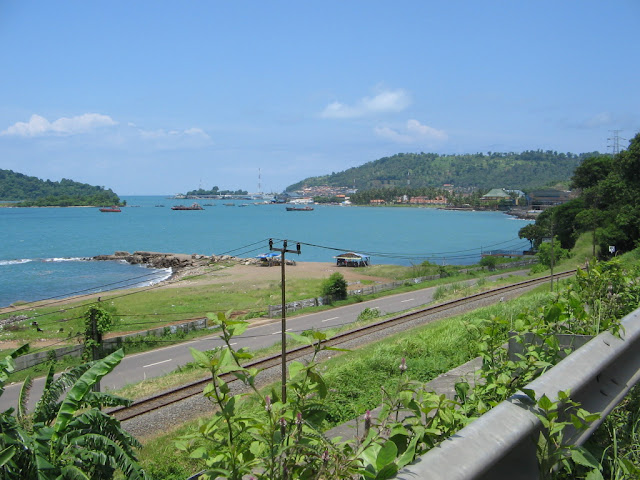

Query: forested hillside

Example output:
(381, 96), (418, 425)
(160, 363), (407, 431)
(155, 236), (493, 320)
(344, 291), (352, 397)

(0, 169), (122, 206)
(287, 150), (599, 192)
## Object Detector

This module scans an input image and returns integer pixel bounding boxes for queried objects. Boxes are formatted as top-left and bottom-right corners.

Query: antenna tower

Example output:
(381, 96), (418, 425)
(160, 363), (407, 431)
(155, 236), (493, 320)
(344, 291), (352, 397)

(258, 168), (262, 194)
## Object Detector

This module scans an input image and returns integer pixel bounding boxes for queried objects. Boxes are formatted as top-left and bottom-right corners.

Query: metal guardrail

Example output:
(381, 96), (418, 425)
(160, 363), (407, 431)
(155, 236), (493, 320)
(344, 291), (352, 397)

(395, 307), (640, 480)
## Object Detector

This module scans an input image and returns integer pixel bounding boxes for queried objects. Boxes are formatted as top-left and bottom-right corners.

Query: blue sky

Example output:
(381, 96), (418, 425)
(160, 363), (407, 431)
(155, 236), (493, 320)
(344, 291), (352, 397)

(1, 1), (638, 195)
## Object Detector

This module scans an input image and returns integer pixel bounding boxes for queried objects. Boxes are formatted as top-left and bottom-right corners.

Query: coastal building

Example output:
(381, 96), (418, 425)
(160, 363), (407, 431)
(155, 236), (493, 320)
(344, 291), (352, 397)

(529, 189), (571, 210)
(481, 188), (513, 204)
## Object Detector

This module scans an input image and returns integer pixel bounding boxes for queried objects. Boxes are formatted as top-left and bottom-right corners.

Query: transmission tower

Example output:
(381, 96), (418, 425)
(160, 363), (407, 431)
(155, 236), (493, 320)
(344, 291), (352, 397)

(607, 130), (623, 156)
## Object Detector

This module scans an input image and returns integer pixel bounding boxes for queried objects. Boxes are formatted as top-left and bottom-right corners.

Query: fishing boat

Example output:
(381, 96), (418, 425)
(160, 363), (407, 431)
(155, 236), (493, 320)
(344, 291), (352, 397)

(286, 206), (314, 211)
(99, 206), (121, 213)
(171, 203), (204, 211)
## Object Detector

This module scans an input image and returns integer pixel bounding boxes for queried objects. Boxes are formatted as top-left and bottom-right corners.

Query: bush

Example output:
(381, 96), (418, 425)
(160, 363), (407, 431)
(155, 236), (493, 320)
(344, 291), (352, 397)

(479, 256), (498, 271)
(536, 240), (571, 267)
(357, 307), (380, 322)
(320, 272), (348, 301)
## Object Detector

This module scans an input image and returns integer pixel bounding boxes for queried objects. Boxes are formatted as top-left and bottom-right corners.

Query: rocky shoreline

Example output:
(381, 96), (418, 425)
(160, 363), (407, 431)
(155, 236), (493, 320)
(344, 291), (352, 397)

(91, 251), (296, 280)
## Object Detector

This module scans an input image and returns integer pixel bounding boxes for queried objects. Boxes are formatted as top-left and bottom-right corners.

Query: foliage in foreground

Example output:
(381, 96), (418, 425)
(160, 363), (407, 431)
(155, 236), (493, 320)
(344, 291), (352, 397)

(179, 259), (640, 479)
(0, 348), (147, 479)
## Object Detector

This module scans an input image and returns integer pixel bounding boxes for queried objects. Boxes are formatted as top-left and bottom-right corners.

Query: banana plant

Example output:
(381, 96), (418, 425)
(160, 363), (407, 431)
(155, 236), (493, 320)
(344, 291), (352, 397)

(0, 347), (148, 479)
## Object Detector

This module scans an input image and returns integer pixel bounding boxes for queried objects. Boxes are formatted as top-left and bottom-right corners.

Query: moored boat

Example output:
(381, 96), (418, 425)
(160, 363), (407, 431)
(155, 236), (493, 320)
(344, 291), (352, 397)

(99, 206), (121, 212)
(286, 206), (314, 211)
(171, 203), (204, 211)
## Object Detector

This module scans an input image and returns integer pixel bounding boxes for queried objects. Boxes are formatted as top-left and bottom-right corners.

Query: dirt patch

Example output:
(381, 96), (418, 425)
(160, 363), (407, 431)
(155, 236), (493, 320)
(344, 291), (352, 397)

(163, 261), (394, 290)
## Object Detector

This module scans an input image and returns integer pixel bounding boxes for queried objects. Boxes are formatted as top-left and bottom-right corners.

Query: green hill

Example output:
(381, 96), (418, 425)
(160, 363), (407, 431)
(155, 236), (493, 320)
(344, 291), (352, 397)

(0, 169), (122, 207)
(286, 150), (600, 192)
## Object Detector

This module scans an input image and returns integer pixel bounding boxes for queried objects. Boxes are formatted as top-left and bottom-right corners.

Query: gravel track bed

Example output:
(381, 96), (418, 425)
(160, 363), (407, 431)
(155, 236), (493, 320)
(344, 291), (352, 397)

(123, 284), (536, 439)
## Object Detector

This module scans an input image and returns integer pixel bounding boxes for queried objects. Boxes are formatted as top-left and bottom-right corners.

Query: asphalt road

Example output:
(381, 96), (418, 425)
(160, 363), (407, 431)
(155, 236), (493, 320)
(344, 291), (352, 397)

(1, 269), (528, 411)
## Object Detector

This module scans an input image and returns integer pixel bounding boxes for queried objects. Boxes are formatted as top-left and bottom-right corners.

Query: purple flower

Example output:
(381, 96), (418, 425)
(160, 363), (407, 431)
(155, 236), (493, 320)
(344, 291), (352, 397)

(364, 410), (372, 433)
(296, 412), (303, 425)
(265, 395), (272, 412)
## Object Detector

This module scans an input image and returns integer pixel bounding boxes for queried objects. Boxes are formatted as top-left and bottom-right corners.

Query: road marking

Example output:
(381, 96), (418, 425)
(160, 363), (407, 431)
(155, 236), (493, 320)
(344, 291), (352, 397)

(401, 299), (414, 303)
(143, 359), (172, 368)
(322, 316), (339, 323)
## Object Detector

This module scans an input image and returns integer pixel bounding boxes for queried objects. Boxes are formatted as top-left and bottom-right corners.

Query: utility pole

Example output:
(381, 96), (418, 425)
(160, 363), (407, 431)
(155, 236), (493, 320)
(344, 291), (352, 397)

(269, 239), (301, 403)
(88, 306), (103, 393)
(550, 222), (555, 293)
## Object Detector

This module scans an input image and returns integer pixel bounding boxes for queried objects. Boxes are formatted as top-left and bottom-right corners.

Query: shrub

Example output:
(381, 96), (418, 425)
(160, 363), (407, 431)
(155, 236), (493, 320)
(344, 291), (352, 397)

(357, 307), (380, 322)
(479, 256), (498, 271)
(320, 272), (348, 301)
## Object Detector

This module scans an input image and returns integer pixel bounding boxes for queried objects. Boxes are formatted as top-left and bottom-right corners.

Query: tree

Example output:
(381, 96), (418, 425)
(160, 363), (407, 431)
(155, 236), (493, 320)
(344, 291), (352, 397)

(570, 155), (612, 190)
(519, 223), (546, 250)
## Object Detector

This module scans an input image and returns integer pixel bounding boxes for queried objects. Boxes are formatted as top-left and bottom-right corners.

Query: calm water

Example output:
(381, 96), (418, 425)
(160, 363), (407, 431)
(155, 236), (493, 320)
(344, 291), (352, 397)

(0, 195), (531, 307)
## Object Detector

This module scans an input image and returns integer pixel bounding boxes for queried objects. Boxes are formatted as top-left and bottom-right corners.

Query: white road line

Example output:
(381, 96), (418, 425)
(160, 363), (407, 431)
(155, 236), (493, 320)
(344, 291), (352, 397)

(143, 359), (172, 368)
(322, 316), (340, 323)
(272, 331), (281, 335)
(401, 299), (414, 303)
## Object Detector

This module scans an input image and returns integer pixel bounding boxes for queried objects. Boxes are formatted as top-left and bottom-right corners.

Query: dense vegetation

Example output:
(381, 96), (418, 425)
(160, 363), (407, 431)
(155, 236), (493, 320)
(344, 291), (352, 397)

(0, 169), (122, 207)
(519, 132), (640, 257)
(287, 150), (598, 192)
(185, 186), (248, 196)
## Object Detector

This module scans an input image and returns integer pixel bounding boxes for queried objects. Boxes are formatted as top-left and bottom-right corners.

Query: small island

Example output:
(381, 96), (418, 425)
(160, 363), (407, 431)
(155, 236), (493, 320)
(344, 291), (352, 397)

(0, 169), (123, 207)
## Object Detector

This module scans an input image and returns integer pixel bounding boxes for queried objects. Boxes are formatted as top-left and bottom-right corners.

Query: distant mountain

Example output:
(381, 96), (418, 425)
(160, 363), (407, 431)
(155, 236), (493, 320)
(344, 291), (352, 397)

(286, 150), (600, 192)
(0, 169), (121, 206)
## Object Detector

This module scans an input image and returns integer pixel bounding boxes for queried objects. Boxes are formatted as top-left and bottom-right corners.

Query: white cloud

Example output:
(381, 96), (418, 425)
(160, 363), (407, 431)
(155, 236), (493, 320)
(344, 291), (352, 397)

(374, 119), (448, 144)
(320, 88), (410, 119)
(137, 126), (211, 141)
(1, 113), (117, 137)
(580, 112), (613, 129)
(1, 112), (212, 150)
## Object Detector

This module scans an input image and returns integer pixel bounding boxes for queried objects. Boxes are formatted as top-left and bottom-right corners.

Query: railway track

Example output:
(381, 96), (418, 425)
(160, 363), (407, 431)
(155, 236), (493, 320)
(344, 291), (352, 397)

(110, 270), (576, 422)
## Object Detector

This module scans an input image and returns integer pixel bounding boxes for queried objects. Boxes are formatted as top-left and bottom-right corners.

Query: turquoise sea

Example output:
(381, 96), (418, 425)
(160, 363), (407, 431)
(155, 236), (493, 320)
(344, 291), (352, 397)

(0, 195), (531, 308)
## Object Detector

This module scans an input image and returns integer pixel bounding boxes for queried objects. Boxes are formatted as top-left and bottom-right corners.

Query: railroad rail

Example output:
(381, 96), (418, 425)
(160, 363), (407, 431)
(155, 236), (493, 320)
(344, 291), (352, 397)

(110, 270), (576, 422)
